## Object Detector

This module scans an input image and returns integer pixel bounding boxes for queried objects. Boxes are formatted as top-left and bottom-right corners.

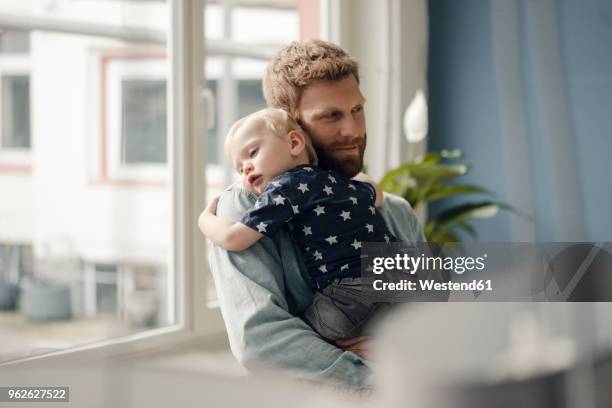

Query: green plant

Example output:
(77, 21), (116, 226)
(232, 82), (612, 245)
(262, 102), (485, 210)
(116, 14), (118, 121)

(380, 149), (515, 243)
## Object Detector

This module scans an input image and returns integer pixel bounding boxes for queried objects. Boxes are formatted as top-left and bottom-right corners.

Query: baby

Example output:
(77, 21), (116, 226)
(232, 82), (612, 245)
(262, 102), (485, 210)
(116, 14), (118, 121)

(199, 108), (397, 341)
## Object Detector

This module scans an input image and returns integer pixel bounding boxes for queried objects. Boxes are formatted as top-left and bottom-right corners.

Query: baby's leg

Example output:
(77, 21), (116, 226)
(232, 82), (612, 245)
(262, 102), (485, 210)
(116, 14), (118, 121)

(302, 277), (381, 342)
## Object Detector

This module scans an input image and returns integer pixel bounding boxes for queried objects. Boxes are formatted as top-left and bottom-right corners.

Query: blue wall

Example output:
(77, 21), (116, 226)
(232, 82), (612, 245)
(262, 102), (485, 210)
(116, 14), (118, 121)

(427, 0), (612, 242)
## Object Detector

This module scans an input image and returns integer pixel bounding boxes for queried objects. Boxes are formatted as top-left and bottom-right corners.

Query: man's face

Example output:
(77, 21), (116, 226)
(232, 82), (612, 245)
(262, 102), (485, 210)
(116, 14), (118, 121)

(297, 75), (366, 177)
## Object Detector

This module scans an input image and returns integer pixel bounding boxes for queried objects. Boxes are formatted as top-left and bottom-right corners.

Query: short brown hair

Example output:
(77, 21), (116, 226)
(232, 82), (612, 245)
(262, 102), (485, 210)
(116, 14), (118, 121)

(225, 108), (318, 166)
(263, 40), (359, 119)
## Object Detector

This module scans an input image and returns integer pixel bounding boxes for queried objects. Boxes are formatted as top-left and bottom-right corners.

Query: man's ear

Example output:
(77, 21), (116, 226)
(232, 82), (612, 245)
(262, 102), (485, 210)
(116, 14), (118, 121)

(288, 130), (306, 157)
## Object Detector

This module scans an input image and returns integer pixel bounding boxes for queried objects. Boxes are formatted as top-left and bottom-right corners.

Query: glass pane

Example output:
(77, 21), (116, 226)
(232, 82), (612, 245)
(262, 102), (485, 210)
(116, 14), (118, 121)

(237, 79), (265, 118)
(0, 0), (175, 363)
(1, 75), (31, 149)
(121, 79), (167, 164)
(203, 2), (300, 192)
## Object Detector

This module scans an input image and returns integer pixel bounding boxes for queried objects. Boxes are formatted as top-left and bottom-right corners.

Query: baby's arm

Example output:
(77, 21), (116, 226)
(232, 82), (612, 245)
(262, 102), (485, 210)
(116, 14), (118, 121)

(352, 172), (384, 207)
(198, 196), (263, 251)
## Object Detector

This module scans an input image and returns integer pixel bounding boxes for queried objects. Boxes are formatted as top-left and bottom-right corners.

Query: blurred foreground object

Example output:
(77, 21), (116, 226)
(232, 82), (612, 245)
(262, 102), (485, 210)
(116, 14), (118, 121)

(373, 303), (610, 408)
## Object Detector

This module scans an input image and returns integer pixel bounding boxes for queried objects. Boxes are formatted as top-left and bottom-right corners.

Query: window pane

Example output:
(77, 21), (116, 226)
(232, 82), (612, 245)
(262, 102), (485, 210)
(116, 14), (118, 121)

(0, 0), (175, 363)
(1, 75), (31, 149)
(237, 79), (265, 118)
(121, 79), (167, 164)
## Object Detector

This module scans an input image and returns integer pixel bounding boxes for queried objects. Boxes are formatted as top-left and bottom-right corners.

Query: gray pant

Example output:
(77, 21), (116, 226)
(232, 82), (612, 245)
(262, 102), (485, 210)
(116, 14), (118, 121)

(302, 277), (388, 342)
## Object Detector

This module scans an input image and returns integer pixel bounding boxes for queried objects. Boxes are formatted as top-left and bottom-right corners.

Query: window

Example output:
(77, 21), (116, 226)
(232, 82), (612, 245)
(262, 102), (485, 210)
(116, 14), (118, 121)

(0, 1), (186, 364)
(1, 74), (30, 149)
(0, 0), (319, 366)
(121, 79), (167, 165)
(103, 55), (168, 183)
(0, 30), (31, 168)
(203, 2), (302, 196)
(204, 78), (266, 166)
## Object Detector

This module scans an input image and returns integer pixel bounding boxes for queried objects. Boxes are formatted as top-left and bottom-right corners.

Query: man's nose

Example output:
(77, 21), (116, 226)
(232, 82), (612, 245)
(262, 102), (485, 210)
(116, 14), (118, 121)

(339, 116), (361, 139)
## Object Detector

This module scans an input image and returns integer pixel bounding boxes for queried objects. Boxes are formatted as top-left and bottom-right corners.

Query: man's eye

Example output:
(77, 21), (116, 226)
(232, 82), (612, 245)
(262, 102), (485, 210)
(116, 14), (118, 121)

(249, 148), (258, 158)
(326, 112), (341, 120)
(352, 105), (363, 114)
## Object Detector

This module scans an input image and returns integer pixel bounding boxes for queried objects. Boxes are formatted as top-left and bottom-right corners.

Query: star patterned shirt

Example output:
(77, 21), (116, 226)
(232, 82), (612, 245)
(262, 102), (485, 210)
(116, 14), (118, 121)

(240, 165), (398, 289)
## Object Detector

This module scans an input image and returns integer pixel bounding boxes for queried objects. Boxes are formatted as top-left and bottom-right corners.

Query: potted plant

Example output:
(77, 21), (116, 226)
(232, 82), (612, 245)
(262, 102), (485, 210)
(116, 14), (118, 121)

(381, 149), (519, 243)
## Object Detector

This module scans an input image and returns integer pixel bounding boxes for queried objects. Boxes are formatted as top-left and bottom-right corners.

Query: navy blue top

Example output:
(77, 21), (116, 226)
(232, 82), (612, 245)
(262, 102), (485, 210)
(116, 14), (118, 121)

(240, 165), (397, 289)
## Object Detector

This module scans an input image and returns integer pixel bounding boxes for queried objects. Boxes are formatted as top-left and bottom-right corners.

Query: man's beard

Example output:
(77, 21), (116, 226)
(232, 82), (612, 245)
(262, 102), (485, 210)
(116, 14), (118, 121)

(312, 134), (367, 177)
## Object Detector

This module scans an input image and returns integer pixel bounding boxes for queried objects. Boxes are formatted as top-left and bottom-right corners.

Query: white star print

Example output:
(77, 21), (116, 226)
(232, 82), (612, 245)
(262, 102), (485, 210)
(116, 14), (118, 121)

(304, 167), (313, 172)
(323, 185), (333, 195)
(348, 183), (357, 190)
(340, 264), (349, 271)
(369, 206), (376, 215)
(273, 195), (286, 206)
(366, 224), (374, 233)
(303, 226), (312, 236)
(325, 235), (338, 245)
(254, 200), (262, 209)
(340, 210), (351, 221)
(319, 264), (328, 273)
(292, 205), (300, 214)
(351, 239), (362, 250)
(313, 250), (322, 260)
(256, 222), (268, 233)
(271, 180), (282, 188)
(328, 175), (337, 183)
(349, 196), (358, 205)
(384, 234), (390, 243)
(314, 205), (326, 216)
(297, 183), (309, 193)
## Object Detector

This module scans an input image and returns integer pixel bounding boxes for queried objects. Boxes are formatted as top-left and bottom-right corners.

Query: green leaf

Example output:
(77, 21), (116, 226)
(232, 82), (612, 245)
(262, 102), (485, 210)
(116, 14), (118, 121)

(425, 183), (493, 203)
(429, 230), (461, 244)
(457, 221), (478, 239)
(381, 162), (469, 207)
(381, 149), (528, 243)
(434, 201), (503, 237)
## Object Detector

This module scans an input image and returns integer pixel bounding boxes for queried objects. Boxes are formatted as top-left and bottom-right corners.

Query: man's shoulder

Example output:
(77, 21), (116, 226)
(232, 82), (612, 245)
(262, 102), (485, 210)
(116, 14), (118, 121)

(381, 191), (414, 213)
(217, 182), (258, 222)
(379, 192), (425, 243)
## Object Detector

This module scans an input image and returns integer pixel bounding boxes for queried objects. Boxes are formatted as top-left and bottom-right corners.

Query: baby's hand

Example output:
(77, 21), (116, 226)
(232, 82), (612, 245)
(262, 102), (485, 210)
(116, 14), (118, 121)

(204, 195), (220, 216)
(352, 172), (384, 207)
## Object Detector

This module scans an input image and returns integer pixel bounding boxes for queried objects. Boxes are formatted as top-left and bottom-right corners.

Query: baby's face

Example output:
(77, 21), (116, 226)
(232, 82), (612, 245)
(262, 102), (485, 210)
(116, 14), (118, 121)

(231, 123), (296, 194)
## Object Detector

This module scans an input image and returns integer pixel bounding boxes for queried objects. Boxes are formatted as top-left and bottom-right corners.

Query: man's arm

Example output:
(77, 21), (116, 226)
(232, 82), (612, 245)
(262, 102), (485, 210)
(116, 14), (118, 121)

(206, 183), (372, 389)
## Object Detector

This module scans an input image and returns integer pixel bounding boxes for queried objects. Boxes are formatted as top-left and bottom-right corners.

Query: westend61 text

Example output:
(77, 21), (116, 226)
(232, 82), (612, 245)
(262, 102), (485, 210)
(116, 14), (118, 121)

(372, 279), (493, 292)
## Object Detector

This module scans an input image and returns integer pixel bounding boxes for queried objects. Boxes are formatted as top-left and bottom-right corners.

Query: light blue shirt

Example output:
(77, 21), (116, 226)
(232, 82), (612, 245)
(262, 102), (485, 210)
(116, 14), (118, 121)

(207, 181), (425, 388)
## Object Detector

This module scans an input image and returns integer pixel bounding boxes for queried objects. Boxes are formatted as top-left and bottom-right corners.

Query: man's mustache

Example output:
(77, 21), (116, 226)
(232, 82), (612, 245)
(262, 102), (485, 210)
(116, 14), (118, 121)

(329, 138), (365, 149)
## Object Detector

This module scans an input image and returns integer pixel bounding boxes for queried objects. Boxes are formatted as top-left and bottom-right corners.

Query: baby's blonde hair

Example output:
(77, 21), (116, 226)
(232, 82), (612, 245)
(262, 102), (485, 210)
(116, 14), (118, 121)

(224, 108), (318, 166)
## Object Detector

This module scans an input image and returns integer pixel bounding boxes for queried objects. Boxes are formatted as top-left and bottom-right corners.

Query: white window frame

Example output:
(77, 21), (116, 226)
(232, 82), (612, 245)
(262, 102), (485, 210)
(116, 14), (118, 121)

(1, 0), (225, 368)
(106, 58), (168, 182)
(0, 55), (31, 167)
